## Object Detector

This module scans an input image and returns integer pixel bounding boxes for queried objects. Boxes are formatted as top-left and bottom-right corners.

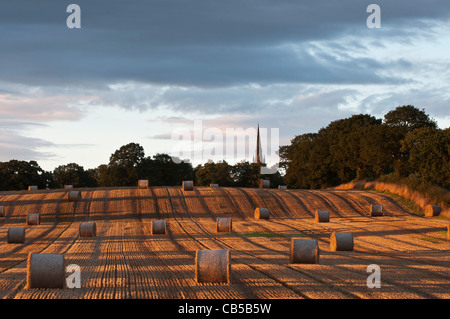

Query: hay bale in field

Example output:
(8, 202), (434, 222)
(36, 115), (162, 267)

(315, 210), (330, 223)
(68, 190), (81, 202)
(216, 217), (232, 233)
(64, 185), (73, 189)
(254, 207), (270, 219)
(290, 238), (319, 264)
(182, 180), (194, 191)
(259, 179), (270, 188)
(79, 222), (96, 237)
(278, 185), (287, 190)
(138, 180), (149, 189)
(369, 204), (383, 216)
(330, 232), (353, 251)
(425, 205), (441, 217)
(210, 183), (219, 188)
(26, 213), (40, 225)
(151, 220), (166, 235)
(7, 227), (25, 243)
(0, 206), (4, 217)
(195, 249), (230, 284)
(28, 186), (38, 191)
(26, 253), (65, 289)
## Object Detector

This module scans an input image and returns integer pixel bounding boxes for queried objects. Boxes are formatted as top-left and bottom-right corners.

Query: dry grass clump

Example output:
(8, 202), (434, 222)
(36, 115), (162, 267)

(336, 181), (450, 218)
(195, 249), (230, 284)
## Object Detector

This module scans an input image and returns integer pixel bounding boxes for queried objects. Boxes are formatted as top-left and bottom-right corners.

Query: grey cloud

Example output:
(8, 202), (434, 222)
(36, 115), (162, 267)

(1, 0), (449, 89)
(358, 88), (450, 126)
(0, 128), (55, 162)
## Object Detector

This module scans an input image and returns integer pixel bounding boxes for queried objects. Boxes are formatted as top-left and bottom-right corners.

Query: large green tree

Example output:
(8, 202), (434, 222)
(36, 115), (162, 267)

(138, 153), (194, 186)
(195, 161), (233, 186)
(401, 127), (450, 189)
(107, 143), (145, 186)
(383, 105), (438, 177)
(0, 160), (53, 190)
(53, 163), (97, 188)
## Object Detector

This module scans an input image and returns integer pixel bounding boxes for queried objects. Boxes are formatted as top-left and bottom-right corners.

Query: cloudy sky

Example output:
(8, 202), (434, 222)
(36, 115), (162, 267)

(1, 0), (449, 171)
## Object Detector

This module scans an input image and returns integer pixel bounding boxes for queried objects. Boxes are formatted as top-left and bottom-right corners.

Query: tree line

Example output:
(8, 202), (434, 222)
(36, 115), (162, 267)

(280, 105), (449, 192)
(0, 143), (283, 191)
(0, 105), (448, 193)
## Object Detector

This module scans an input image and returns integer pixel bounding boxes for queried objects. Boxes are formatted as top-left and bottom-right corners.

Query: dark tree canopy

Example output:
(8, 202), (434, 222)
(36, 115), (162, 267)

(53, 163), (97, 188)
(0, 160), (53, 190)
(280, 105), (448, 190)
(384, 105), (437, 131)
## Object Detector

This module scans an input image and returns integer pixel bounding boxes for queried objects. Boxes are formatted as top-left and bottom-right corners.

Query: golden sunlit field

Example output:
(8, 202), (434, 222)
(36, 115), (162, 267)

(0, 186), (448, 299)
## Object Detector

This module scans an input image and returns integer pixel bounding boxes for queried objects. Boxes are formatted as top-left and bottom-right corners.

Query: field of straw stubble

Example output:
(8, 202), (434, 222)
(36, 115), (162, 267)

(0, 186), (448, 299)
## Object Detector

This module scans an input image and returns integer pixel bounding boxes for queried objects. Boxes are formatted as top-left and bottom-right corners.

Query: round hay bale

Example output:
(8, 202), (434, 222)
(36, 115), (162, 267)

(0, 206), (4, 217)
(425, 205), (441, 217)
(315, 210), (330, 223)
(254, 207), (270, 220)
(138, 180), (149, 189)
(195, 249), (230, 284)
(28, 186), (38, 191)
(7, 227), (25, 244)
(79, 222), (96, 237)
(370, 204), (383, 216)
(68, 190), (81, 202)
(210, 183), (219, 188)
(216, 217), (232, 233)
(330, 232), (353, 251)
(259, 179), (270, 188)
(27, 213), (40, 225)
(290, 238), (319, 264)
(151, 220), (166, 235)
(64, 185), (73, 189)
(182, 180), (194, 191)
(26, 253), (65, 289)
(278, 185), (287, 190)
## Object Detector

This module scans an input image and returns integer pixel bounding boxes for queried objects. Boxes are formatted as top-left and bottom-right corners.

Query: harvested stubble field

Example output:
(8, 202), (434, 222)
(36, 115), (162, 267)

(0, 186), (448, 299)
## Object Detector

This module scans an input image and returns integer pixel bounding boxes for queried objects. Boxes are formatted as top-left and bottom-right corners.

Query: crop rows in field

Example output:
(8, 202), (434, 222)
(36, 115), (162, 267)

(0, 186), (448, 299)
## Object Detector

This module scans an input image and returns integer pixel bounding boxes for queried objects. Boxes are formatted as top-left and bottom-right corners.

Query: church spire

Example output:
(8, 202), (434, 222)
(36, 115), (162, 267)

(255, 123), (263, 165)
